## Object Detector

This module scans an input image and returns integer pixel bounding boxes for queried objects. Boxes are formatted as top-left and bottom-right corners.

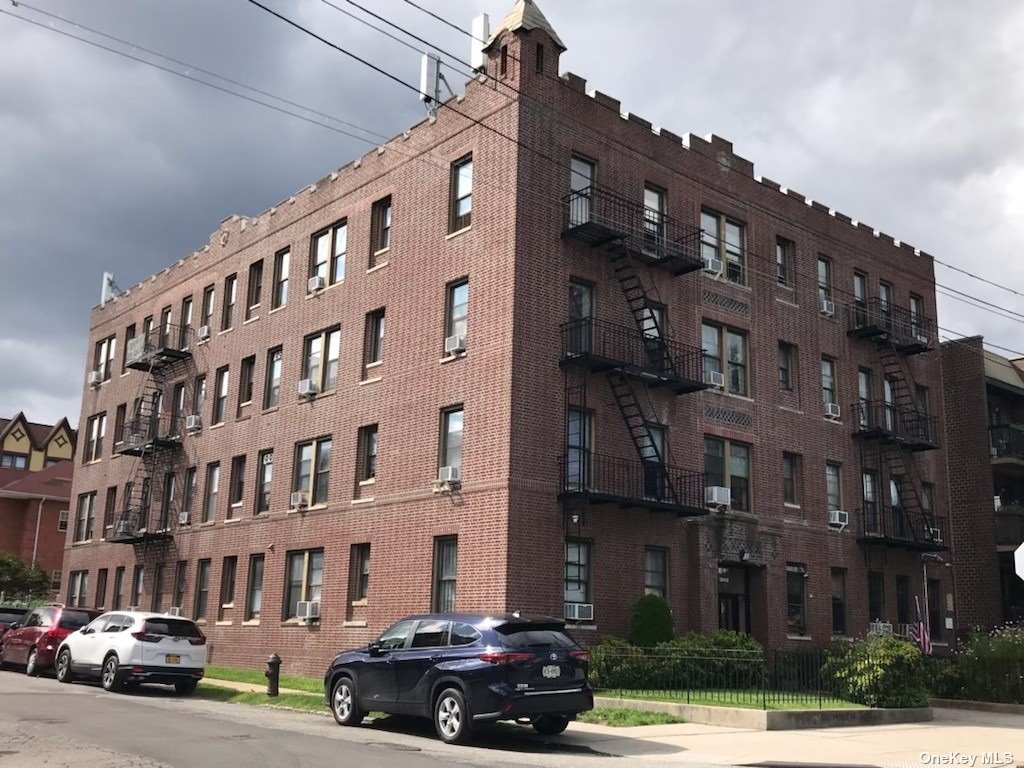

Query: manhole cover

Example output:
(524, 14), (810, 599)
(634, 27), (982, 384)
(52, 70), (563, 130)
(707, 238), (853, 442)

(370, 743), (422, 752)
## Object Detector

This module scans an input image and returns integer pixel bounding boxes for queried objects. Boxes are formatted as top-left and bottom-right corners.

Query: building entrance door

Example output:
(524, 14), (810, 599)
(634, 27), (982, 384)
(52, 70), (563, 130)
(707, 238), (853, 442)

(718, 565), (750, 634)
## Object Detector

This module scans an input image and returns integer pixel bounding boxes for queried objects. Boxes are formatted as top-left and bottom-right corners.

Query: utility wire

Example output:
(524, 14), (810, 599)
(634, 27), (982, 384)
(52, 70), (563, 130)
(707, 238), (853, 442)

(320, 0), (423, 55)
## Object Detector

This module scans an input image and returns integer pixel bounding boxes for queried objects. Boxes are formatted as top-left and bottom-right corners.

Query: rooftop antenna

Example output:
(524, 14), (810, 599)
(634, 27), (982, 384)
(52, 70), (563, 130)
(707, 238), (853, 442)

(419, 52), (454, 116)
(470, 13), (489, 72)
(99, 271), (122, 306)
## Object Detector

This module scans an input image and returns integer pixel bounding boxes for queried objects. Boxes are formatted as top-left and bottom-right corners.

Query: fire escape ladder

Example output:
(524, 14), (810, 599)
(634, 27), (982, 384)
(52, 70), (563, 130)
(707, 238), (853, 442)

(610, 251), (676, 377)
(607, 373), (679, 505)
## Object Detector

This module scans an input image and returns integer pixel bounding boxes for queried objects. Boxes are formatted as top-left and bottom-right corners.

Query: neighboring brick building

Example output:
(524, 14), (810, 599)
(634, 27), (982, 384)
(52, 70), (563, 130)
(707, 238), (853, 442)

(62, 0), (955, 673)
(942, 338), (1024, 628)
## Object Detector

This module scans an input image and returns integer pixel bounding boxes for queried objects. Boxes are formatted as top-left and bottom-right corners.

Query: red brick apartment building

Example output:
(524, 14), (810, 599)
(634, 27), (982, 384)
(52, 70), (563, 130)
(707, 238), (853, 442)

(63, 0), (955, 673)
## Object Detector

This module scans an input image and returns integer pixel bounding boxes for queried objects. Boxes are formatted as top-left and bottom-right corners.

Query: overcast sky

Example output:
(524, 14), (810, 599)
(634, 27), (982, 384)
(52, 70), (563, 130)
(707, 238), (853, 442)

(2, 0), (1023, 428)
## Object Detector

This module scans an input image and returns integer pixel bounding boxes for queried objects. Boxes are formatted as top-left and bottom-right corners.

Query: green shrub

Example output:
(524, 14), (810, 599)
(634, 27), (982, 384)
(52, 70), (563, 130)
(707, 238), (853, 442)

(923, 657), (966, 699)
(956, 626), (1024, 704)
(628, 595), (673, 648)
(822, 636), (927, 708)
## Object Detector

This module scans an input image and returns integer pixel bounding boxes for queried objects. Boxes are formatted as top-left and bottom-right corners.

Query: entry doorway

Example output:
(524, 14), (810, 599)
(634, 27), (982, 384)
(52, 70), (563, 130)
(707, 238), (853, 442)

(718, 565), (751, 634)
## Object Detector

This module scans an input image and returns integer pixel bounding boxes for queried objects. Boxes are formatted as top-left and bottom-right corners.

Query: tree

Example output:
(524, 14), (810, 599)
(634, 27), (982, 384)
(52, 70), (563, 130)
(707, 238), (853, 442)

(0, 553), (51, 600)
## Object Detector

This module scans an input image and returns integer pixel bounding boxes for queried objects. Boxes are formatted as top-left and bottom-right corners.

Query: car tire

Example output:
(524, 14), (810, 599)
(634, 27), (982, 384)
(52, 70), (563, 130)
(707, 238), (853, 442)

(56, 649), (74, 684)
(101, 655), (125, 692)
(25, 648), (39, 677)
(174, 679), (198, 696)
(532, 714), (570, 736)
(0, 643), (7, 669)
(434, 687), (472, 745)
(331, 676), (364, 726)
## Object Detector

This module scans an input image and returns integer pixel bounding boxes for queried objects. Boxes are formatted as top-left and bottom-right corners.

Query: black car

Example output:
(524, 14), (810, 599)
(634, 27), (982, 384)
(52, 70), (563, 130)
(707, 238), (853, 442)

(323, 613), (593, 744)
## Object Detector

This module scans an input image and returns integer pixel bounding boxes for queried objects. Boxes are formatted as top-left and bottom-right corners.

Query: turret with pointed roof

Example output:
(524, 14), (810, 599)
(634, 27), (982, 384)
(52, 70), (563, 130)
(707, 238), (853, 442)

(486, 0), (565, 52)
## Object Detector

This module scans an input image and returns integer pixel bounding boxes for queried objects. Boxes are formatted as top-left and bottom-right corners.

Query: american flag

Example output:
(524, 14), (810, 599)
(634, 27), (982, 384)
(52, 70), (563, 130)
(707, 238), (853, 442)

(910, 596), (932, 655)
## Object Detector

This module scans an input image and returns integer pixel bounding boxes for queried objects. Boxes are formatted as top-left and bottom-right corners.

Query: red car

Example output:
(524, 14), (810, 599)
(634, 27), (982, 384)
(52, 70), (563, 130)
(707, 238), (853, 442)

(0, 605), (101, 676)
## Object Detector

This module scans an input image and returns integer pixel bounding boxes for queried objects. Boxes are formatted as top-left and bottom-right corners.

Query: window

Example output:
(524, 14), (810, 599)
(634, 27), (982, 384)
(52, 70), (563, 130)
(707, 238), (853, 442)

(701, 209), (746, 284)
(201, 285), (215, 331)
(213, 366), (229, 424)
(158, 472), (175, 530)
(445, 280), (469, 348)
(173, 561), (187, 609)
(817, 257), (832, 302)
(704, 436), (751, 512)
(67, 571), (89, 607)
(566, 408), (591, 489)
(130, 565), (144, 608)
(879, 282), (893, 327)
(0, 452), (27, 469)
(169, 384), (184, 436)
(95, 569), (108, 609)
(821, 357), (837, 406)
(194, 559), (211, 620)
(351, 544), (371, 602)
(152, 563), (165, 612)
(246, 259), (263, 320)
(857, 368), (872, 428)
(293, 437), (332, 505)
(642, 185), (665, 248)
(142, 315), (154, 341)
(222, 274), (237, 331)
(778, 343), (795, 391)
(112, 567), (124, 610)
(193, 374), (206, 416)
(910, 294), (924, 338)
(564, 539), (589, 604)
(122, 324), (135, 369)
(569, 156), (595, 225)
(272, 248), (290, 308)
(219, 556), (237, 620)
(450, 155), (473, 231)
(302, 327), (340, 392)
(264, 346), (283, 408)
(229, 455), (246, 513)
(440, 407), (464, 471)
(927, 578), (942, 641)
(825, 463), (842, 511)
(644, 548), (667, 597)
(567, 279), (593, 353)
(256, 450), (273, 514)
(831, 568), (847, 636)
(311, 220), (347, 286)
(853, 271), (868, 314)
(916, 386), (931, 441)
(202, 462), (220, 523)
(370, 195), (392, 262)
(94, 335), (117, 381)
(776, 236), (794, 286)
(84, 412), (106, 462)
(863, 471), (879, 534)
(782, 453), (801, 506)
(357, 425), (378, 484)
(702, 323), (748, 396)
(500, 44), (508, 76)
(181, 467), (196, 525)
(73, 492), (96, 542)
(284, 549), (323, 620)
(179, 296), (193, 348)
(535, 42), (544, 74)
(432, 537), (458, 612)
(363, 309), (385, 376)
(237, 355), (255, 414)
(58, 507), (70, 532)
(159, 306), (173, 347)
(921, 482), (934, 522)
(245, 554), (264, 620)
(896, 574), (910, 625)
(786, 563), (808, 636)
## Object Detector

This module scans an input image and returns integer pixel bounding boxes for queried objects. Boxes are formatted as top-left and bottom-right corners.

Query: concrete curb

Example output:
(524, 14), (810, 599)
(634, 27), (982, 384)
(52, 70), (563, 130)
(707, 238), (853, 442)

(593, 696), (933, 730)
(930, 698), (1024, 716)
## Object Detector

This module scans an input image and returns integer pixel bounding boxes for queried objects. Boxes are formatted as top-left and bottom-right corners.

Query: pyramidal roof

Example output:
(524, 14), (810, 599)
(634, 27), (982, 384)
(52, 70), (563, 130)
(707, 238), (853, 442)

(488, 0), (565, 51)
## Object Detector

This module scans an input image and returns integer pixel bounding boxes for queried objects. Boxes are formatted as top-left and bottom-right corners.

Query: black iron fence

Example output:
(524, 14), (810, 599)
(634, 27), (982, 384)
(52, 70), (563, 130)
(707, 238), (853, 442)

(852, 401), (938, 448)
(845, 297), (934, 350)
(927, 657), (1024, 705)
(560, 451), (706, 516)
(862, 503), (946, 548)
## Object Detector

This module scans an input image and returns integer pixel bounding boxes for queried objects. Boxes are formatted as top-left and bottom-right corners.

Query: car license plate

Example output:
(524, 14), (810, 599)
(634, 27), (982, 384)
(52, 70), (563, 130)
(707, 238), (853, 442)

(541, 664), (560, 679)
(166, 655), (180, 664)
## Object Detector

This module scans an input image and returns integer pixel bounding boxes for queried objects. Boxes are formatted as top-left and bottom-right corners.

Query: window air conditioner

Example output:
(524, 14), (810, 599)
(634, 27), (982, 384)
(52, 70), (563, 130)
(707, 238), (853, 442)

(928, 527), (943, 542)
(307, 276), (326, 294)
(125, 336), (148, 367)
(115, 520), (134, 536)
(178, 511), (191, 526)
(197, 325), (211, 341)
(825, 402), (842, 420)
(87, 370), (103, 387)
(444, 334), (467, 355)
(704, 370), (725, 388)
(702, 256), (723, 277)
(290, 491), (308, 509)
(296, 601), (321, 621)
(168, 606), (183, 617)
(828, 509), (849, 530)
(915, 332), (929, 346)
(185, 414), (202, 434)
(705, 486), (731, 507)
(564, 602), (594, 622)
(438, 466), (461, 484)
(298, 379), (319, 398)
(819, 297), (835, 317)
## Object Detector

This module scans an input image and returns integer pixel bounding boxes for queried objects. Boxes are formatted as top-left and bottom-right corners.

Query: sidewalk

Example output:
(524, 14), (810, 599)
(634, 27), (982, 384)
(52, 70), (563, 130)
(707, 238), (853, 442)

(200, 676), (313, 697)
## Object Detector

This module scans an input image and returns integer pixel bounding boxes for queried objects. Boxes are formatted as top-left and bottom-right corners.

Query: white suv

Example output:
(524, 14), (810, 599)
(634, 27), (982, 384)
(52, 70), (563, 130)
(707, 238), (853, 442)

(55, 611), (206, 695)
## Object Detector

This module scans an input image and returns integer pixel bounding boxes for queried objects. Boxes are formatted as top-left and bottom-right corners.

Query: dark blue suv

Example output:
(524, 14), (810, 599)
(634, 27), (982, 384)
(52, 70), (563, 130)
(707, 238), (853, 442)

(323, 613), (593, 744)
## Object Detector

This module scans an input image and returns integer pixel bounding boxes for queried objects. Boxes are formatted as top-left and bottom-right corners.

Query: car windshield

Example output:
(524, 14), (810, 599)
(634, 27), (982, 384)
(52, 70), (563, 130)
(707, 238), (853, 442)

(59, 610), (96, 631)
(496, 623), (577, 649)
(143, 619), (203, 638)
(0, 610), (25, 624)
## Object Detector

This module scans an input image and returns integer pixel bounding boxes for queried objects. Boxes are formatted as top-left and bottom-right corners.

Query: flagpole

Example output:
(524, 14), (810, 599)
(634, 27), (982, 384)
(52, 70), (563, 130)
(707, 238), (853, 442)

(921, 559), (930, 642)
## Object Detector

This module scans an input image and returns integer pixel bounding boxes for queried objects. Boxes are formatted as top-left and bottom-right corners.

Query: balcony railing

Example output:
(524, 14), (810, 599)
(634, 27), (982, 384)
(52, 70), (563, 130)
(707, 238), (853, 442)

(995, 501), (1024, 545)
(124, 325), (193, 371)
(562, 186), (703, 275)
(851, 401), (939, 451)
(114, 416), (184, 456)
(861, 503), (947, 551)
(846, 298), (933, 354)
(559, 451), (707, 517)
(559, 318), (707, 394)
(991, 424), (1024, 463)
(108, 508), (172, 544)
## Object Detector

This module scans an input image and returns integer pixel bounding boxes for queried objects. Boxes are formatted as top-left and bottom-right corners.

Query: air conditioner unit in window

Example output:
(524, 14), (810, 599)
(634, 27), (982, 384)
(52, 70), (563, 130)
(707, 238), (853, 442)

(438, 466), (461, 484)
(444, 334), (466, 355)
(307, 275), (326, 294)
(115, 520), (134, 536)
(702, 256), (723, 277)
(915, 332), (930, 346)
(298, 379), (319, 398)
(196, 325), (210, 341)
(564, 602), (594, 622)
(58, 510), (69, 531)
(828, 509), (849, 530)
(705, 486), (731, 508)
(178, 511), (191, 526)
(296, 600), (321, 621)
(928, 527), (943, 542)
(825, 402), (842, 420)
(819, 297), (835, 317)
(168, 606), (183, 617)
(87, 370), (103, 387)
(704, 370), (725, 388)
(185, 414), (202, 434)
(290, 491), (308, 509)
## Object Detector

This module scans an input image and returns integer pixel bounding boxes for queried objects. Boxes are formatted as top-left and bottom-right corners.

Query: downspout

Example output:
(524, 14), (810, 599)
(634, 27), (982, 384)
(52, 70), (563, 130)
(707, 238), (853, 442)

(31, 498), (44, 567)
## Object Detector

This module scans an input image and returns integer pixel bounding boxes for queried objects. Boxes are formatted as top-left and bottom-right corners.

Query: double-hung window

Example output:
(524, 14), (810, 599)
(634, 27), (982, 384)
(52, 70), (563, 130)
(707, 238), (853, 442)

(222, 274), (237, 331)
(786, 563), (808, 637)
(350, 544), (370, 602)
(194, 559), (210, 620)
(74, 492), (96, 542)
(201, 285), (215, 332)
(862, 471), (879, 533)
(644, 548), (667, 597)
(569, 156), (595, 225)
(238, 355), (255, 413)
(821, 358), (837, 407)
(356, 425), (378, 485)
(439, 407), (463, 473)
(284, 549), (323, 620)
(832, 568), (848, 637)
(256, 450), (273, 514)
(213, 366), (229, 424)
(704, 436), (751, 512)
(310, 220), (347, 287)
(446, 280), (469, 350)
(218, 556), (237, 620)
(363, 310), (385, 377)
(272, 248), (290, 308)
(778, 342), (795, 391)
(776, 236), (794, 286)
(228, 455), (246, 515)
(702, 323), (748, 396)
(94, 335), (117, 381)
(264, 346), (283, 408)
(565, 409), (591, 489)
(246, 259), (263, 320)
(564, 539), (589, 605)
(84, 413), (106, 462)
(817, 257), (832, 303)
(701, 209), (746, 284)
(642, 185), (665, 250)
(825, 463), (842, 512)
(293, 437), (332, 506)
(303, 327), (340, 393)
(370, 196), (392, 263)
(782, 453), (801, 506)
(245, 554), (265, 620)
(432, 537), (457, 612)
(450, 155), (473, 231)
(202, 463), (219, 523)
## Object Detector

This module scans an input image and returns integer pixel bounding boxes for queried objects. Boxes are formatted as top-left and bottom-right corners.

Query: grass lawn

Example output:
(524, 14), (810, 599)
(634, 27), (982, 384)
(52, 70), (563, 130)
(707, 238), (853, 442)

(599, 689), (864, 711)
(577, 707), (686, 727)
(193, 682), (326, 713)
(204, 665), (322, 695)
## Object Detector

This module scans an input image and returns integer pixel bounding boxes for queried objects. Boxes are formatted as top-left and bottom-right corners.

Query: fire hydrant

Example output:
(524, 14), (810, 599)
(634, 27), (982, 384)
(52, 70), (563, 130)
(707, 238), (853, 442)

(265, 653), (281, 697)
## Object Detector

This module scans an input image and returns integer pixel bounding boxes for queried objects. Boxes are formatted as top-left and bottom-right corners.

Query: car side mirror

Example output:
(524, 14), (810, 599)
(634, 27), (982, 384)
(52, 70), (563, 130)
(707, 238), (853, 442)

(8, 622), (20, 630)
(367, 641), (384, 657)
(80, 627), (94, 635)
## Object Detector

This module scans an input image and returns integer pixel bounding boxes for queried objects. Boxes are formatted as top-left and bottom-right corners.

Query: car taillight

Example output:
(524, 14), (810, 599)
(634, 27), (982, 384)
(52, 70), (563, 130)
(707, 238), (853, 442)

(188, 634), (206, 646)
(131, 632), (162, 643)
(569, 650), (589, 661)
(478, 651), (534, 664)
(47, 628), (69, 642)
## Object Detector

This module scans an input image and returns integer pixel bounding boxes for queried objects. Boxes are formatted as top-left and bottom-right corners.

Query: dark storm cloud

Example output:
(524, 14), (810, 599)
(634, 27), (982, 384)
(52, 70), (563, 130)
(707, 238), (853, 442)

(2, 0), (1023, 426)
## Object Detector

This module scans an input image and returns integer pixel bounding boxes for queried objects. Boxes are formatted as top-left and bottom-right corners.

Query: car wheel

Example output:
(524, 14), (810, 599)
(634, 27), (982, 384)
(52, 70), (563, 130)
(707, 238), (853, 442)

(175, 679), (198, 696)
(434, 687), (472, 744)
(101, 655), (124, 692)
(331, 676), (364, 726)
(532, 714), (570, 736)
(25, 648), (39, 677)
(56, 649), (74, 684)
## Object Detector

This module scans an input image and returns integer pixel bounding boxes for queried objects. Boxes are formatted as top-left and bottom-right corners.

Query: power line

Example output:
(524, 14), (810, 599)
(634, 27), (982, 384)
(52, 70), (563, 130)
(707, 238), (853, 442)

(320, 0), (423, 55)
(934, 257), (1024, 299)
(400, 0), (483, 43)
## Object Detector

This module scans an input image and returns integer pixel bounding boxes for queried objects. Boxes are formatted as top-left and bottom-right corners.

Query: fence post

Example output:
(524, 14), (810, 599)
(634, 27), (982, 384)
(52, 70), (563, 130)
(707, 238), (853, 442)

(761, 652), (767, 710)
